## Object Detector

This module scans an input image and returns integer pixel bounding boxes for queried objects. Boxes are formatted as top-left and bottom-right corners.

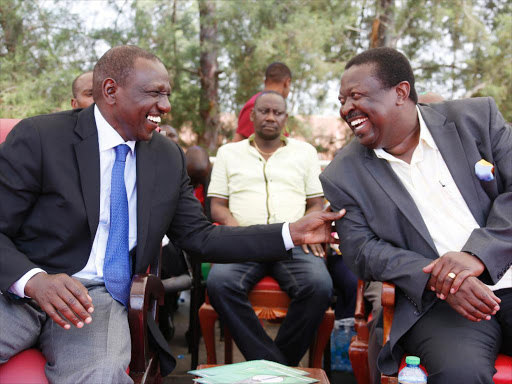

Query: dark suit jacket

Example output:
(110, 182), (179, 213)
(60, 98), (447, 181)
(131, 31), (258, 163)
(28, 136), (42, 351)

(0, 104), (290, 293)
(321, 97), (512, 374)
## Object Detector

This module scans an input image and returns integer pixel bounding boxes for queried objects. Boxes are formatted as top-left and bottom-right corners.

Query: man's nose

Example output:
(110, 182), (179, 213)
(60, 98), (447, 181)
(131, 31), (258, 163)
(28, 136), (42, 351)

(340, 99), (353, 117)
(265, 111), (277, 121)
(158, 96), (171, 114)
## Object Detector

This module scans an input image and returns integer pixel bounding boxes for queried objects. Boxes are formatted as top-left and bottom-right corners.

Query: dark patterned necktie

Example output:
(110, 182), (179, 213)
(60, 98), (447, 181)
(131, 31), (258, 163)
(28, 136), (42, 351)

(103, 144), (131, 307)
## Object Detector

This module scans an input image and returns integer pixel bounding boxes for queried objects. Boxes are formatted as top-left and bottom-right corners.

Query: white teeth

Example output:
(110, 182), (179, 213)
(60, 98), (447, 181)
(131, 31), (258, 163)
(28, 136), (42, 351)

(147, 115), (161, 123)
(350, 117), (368, 127)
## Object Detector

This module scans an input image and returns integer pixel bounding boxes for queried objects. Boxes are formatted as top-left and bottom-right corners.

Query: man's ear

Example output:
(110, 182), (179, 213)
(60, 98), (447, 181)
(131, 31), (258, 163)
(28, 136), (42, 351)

(284, 77), (291, 90)
(395, 81), (410, 105)
(71, 98), (78, 109)
(102, 78), (118, 105)
(249, 108), (255, 122)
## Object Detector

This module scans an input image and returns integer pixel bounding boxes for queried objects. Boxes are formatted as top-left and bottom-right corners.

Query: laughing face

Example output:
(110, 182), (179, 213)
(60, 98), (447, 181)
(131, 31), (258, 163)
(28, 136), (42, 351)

(338, 63), (400, 150)
(111, 57), (171, 142)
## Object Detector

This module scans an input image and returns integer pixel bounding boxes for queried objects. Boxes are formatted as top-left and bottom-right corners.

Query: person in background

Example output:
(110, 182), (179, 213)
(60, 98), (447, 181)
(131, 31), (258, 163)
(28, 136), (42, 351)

(70, 71), (94, 109)
(160, 124), (179, 143)
(418, 92), (445, 104)
(0, 45), (344, 383)
(185, 146), (212, 217)
(207, 91), (333, 366)
(232, 62), (292, 142)
(321, 47), (511, 384)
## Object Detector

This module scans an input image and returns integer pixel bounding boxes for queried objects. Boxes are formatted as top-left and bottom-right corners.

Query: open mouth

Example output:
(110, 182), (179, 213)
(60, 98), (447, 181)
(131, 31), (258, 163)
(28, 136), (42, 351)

(146, 115), (161, 124)
(349, 117), (368, 137)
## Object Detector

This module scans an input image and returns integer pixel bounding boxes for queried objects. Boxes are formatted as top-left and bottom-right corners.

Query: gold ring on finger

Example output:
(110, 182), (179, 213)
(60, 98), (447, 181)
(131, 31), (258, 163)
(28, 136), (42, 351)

(447, 272), (456, 279)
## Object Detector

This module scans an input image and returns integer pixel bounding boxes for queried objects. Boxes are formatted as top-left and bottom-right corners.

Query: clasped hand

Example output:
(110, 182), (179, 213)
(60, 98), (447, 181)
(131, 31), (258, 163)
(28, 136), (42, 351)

(444, 276), (500, 322)
(25, 272), (94, 329)
(422, 252), (500, 322)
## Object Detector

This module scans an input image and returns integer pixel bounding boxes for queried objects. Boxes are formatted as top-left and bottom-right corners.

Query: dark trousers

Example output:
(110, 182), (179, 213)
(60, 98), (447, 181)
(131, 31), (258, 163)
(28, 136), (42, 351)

(399, 288), (512, 384)
(206, 246), (333, 366)
(327, 255), (358, 319)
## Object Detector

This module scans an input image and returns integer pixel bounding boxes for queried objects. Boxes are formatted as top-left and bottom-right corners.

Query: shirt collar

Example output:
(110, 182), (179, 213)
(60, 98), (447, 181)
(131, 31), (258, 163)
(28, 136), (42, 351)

(374, 106), (437, 162)
(94, 105), (136, 154)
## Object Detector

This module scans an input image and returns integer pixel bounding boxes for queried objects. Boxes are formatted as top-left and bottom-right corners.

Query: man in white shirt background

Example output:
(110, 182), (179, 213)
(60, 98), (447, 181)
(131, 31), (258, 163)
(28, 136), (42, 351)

(321, 47), (511, 384)
(207, 91), (333, 366)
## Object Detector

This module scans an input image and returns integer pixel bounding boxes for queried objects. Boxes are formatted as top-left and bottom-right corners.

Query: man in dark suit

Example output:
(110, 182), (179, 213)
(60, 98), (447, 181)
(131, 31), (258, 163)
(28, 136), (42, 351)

(0, 45), (343, 384)
(321, 47), (511, 383)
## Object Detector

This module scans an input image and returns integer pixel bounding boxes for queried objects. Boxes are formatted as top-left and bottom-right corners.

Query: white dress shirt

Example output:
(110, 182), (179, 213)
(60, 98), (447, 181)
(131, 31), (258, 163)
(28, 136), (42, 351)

(374, 106), (511, 291)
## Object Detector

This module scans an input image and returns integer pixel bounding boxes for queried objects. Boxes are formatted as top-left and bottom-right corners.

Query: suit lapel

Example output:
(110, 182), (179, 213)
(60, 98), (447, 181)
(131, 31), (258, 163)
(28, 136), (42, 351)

(363, 151), (437, 253)
(73, 105), (100, 243)
(135, 139), (157, 262)
(419, 105), (486, 225)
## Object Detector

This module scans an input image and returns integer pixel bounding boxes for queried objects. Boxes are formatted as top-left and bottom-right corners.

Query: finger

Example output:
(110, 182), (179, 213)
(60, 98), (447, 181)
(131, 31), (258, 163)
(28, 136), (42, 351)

(325, 235), (340, 244)
(68, 279), (94, 314)
(60, 289), (93, 325)
(302, 244), (309, 254)
(439, 271), (459, 299)
(53, 294), (87, 328)
(422, 259), (438, 274)
(471, 286), (501, 313)
(449, 270), (472, 294)
(435, 265), (456, 297)
(322, 208), (346, 220)
(41, 300), (75, 330)
(452, 304), (481, 322)
(310, 244), (323, 257)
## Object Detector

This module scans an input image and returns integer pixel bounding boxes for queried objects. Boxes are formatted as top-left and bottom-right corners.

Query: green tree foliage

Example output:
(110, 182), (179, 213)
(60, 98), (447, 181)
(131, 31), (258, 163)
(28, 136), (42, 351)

(0, 0), (97, 117)
(1, 0), (510, 140)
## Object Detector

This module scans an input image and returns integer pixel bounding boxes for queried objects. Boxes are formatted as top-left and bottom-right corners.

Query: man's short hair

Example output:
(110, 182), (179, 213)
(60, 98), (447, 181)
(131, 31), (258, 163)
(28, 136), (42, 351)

(345, 47), (418, 103)
(265, 62), (292, 83)
(93, 45), (163, 101)
(72, 71), (93, 98)
(254, 90), (287, 110)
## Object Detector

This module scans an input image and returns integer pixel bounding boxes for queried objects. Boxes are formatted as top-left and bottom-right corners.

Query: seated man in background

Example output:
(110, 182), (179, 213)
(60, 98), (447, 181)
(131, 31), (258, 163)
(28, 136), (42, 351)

(160, 124), (179, 144)
(232, 62), (292, 142)
(207, 91), (333, 366)
(321, 47), (511, 383)
(186, 145), (212, 218)
(70, 71), (93, 109)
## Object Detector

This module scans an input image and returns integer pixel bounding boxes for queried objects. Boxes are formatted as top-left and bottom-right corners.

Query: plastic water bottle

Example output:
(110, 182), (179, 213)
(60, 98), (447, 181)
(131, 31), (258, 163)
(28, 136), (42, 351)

(330, 318), (355, 372)
(398, 356), (427, 384)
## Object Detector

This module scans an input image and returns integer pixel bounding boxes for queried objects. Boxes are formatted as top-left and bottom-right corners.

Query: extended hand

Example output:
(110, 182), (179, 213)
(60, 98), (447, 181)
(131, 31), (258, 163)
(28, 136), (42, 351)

(444, 276), (501, 322)
(25, 272), (94, 330)
(290, 208), (345, 246)
(423, 251), (485, 299)
(301, 243), (326, 257)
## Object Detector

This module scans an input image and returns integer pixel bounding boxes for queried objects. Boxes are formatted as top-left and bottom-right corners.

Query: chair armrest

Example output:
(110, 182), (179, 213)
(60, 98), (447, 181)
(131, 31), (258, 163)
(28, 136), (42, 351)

(354, 280), (369, 340)
(381, 282), (395, 346)
(128, 274), (165, 373)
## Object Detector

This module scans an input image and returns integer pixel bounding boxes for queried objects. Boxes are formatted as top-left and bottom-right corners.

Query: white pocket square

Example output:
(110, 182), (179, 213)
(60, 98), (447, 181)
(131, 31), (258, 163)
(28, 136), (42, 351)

(475, 159), (495, 181)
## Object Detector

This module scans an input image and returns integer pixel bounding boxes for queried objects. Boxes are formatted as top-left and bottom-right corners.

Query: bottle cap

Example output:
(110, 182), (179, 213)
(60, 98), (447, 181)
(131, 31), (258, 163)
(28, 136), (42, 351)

(405, 356), (420, 365)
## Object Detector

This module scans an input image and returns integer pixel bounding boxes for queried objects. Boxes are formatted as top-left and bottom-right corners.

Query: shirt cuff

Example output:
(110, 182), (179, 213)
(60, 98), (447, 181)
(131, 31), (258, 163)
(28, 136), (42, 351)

(9, 268), (46, 298)
(282, 222), (295, 250)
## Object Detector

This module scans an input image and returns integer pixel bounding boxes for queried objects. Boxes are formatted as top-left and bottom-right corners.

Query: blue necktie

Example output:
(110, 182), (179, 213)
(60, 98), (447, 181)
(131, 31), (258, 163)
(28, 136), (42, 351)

(104, 144), (131, 307)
